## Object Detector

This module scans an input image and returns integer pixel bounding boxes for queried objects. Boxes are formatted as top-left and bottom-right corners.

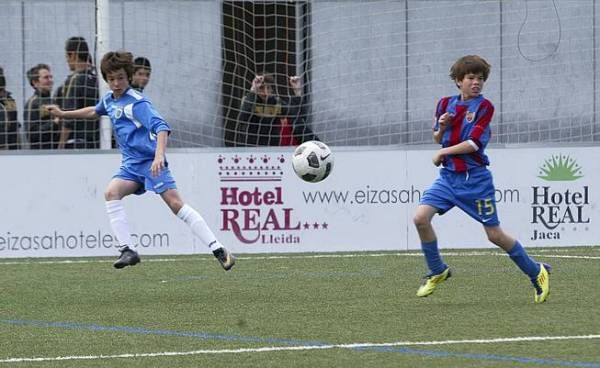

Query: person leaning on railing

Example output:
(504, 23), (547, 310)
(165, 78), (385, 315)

(236, 73), (319, 146)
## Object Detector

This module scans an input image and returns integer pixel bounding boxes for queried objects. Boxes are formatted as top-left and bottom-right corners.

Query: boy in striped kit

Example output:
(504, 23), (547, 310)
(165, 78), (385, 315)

(413, 55), (549, 303)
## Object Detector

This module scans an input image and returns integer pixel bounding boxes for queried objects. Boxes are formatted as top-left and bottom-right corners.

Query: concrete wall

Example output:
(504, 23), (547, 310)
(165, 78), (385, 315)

(1, 0), (598, 147)
(311, 0), (600, 145)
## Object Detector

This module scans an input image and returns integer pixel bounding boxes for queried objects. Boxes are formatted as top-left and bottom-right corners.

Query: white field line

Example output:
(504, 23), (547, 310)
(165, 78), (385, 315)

(530, 254), (600, 259)
(0, 251), (599, 266)
(1, 334), (600, 363)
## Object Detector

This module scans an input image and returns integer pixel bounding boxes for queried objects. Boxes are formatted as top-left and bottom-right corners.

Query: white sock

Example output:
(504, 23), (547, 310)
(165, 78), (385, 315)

(105, 200), (132, 252)
(177, 204), (223, 251)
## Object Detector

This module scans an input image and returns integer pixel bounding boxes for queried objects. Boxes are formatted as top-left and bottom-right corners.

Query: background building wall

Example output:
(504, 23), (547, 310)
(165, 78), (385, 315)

(0, 0), (598, 147)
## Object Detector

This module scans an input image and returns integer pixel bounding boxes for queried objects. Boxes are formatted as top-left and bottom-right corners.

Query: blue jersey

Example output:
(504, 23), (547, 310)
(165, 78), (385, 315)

(95, 87), (171, 165)
(433, 94), (494, 172)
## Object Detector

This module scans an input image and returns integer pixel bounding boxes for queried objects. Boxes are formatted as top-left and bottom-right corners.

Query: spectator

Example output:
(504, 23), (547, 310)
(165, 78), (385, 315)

(56, 36), (99, 149)
(24, 63), (60, 149)
(236, 73), (318, 146)
(131, 56), (151, 92)
(0, 67), (20, 150)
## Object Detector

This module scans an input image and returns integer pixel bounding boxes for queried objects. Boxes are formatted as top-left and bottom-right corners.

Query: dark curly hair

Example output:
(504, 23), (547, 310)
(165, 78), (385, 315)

(100, 51), (134, 82)
(449, 55), (491, 87)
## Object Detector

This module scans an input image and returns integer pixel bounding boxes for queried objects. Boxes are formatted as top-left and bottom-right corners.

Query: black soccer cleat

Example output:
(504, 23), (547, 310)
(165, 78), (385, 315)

(213, 247), (236, 271)
(113, 247), (141, 269)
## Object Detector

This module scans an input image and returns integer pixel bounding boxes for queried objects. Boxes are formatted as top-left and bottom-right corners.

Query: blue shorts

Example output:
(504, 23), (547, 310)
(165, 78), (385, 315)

(113, 160), (177, 195)
(420, 167), (500, 226)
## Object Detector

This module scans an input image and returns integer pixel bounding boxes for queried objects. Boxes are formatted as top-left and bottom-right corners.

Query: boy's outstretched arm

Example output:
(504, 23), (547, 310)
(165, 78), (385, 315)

(45, 105), (98, 148)
(45, 105), (97, 120)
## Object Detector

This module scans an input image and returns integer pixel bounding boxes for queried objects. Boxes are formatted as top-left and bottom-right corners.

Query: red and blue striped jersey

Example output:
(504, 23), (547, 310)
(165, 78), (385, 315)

(433, 94), (494, 172)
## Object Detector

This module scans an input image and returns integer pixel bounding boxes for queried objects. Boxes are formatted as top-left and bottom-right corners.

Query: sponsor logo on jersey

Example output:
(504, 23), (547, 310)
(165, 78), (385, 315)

(466, 111), (475, 123)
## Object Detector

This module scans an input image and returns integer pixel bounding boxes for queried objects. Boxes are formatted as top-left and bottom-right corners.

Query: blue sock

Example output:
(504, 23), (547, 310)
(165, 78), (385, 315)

(507, 241), (541, 279)
(421, 240), (446, 275)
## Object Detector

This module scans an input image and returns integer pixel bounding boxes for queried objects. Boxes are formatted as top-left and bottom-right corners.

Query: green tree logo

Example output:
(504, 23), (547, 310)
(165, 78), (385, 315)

(538, 154), (583, 181)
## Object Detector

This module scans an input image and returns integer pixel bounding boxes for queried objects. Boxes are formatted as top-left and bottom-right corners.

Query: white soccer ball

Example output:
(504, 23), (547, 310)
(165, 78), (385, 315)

(292, 140), (334, 183)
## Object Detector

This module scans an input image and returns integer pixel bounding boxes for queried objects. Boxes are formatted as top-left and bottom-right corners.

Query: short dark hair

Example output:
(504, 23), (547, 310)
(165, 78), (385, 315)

(65, 36), (91, 62)
(133, 57), (151, 73)
(26, 63), (51, 88)
(449, 55), (491, 86)
(0, 66), (4, 89)
(100, 51), (134, 82)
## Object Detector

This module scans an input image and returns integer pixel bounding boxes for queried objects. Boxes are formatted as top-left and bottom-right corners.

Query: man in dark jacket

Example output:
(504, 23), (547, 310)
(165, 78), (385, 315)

(24, 64), (60, 149)
(56, 37), (99, 149)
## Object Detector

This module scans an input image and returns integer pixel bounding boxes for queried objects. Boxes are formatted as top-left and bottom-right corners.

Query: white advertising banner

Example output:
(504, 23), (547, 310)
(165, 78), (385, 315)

(0, 146), (596, 258)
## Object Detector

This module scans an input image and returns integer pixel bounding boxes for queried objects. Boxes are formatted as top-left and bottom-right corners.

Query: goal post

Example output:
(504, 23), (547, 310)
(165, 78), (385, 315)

(96, 0), (112, 149)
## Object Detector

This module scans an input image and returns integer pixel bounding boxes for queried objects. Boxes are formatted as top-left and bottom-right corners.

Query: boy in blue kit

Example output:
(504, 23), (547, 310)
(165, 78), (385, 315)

(413, 55), (549, 303)
(47, 51), (235, 271)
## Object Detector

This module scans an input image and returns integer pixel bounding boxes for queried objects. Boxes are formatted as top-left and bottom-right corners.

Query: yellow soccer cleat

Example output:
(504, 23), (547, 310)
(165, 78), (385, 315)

(416, 267), (452, 297)
(533, 263), (551, 303)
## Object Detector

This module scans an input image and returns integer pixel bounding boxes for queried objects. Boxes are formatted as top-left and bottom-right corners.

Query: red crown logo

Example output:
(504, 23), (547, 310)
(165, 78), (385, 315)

(217, 154), (285, 182)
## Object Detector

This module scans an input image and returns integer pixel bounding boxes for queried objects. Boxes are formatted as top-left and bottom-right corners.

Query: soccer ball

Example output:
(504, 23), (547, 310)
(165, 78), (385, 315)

(292, 141), (334, 183)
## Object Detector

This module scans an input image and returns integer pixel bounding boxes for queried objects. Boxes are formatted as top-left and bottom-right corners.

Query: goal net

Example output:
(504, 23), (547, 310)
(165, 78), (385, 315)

(1, 0), (598, 149)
